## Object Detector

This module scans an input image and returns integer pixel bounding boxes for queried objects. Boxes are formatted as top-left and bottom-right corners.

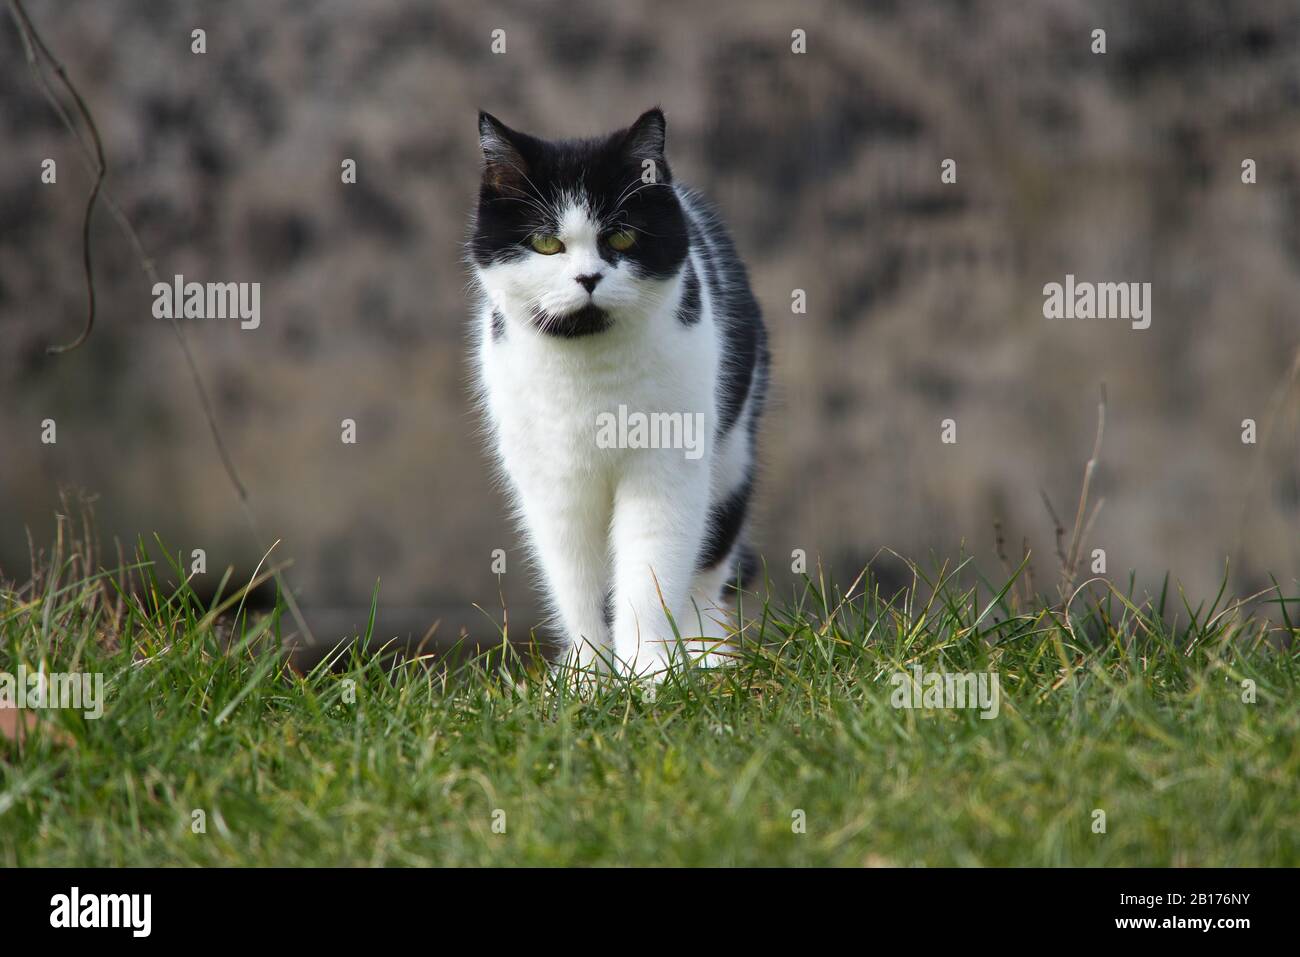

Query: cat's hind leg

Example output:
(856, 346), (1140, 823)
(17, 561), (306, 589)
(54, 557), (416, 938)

(680, 543), (758, 668)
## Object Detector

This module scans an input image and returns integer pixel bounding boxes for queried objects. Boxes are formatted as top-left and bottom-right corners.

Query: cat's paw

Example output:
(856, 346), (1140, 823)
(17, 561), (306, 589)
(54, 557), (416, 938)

(613, 636), (737, 680)
(612, 640), (676, 684)
(563, 636), (612, 670)
(550, 637), (615, 691)
(676, 605), (740, 668)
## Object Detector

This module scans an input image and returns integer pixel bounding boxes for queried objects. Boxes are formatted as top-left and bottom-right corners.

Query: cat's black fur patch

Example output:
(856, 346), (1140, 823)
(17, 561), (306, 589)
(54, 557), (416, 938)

(733, 544), (761, 592)
(676, 261), (701, 326)
(490, 308), (506, 341)
(719, 323), (768, 437)
(686, 220), (719, 299)
(472, 109), (688, 281)
(698, 474), (753, 572)
(682, 193), (769, 438)
(746, 344), (771, 441)
(530, 303), (612, 339)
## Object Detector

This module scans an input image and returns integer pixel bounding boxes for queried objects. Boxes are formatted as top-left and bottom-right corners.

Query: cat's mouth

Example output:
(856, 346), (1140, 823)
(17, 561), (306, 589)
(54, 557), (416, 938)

(531, 303), (613, 339)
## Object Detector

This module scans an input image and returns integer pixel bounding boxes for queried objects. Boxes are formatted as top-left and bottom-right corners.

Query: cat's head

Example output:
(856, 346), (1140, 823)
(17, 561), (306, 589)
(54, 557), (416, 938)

(470, 108), (689, 338)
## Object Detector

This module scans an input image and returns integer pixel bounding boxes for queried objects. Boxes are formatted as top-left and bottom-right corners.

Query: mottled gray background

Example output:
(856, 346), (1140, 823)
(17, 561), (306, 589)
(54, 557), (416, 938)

(3, 0), (1298, 650)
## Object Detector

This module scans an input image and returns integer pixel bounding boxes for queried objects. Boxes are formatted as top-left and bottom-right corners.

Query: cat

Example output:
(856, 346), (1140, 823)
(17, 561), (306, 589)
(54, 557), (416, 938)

(468, 107), (768, 679)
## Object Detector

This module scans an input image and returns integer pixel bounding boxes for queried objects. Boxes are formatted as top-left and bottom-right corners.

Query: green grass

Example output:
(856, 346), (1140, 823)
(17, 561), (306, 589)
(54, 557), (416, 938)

(1, 538), (1297, 867)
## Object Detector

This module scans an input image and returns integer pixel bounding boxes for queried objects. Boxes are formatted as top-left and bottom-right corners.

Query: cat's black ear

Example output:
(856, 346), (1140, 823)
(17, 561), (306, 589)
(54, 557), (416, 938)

(478, 111), (529, 192)
(620, 108), (669, 174)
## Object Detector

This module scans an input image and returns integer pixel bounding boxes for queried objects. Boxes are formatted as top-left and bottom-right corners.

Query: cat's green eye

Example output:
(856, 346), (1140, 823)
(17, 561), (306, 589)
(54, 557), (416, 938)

(606, 228), (636, 252)
(530, 234), (564, 255)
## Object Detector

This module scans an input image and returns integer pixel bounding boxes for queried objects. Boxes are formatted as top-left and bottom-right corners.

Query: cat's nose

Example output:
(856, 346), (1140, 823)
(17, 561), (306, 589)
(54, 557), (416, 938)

(575, 273), (603, 294)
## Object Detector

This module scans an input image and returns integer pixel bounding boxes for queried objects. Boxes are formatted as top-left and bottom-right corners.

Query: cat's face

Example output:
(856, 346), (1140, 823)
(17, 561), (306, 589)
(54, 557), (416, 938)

(471, 109), (689, 338)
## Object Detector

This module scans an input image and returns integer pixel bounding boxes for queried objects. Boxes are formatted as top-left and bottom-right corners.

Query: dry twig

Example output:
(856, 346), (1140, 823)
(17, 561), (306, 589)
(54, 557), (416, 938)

(7, 0), (314, 643)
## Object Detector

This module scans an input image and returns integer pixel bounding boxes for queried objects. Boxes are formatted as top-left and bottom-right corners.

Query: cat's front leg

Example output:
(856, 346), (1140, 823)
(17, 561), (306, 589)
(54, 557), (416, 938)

(609, 455), (711, 679)
(511, 475), (614, 673)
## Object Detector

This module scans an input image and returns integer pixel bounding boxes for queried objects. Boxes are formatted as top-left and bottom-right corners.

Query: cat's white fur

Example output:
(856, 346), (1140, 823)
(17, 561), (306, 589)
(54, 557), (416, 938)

(472, 189), (755, 678)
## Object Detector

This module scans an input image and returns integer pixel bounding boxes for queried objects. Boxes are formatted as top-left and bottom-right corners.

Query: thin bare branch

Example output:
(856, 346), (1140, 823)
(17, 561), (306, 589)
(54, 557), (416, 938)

(1038, 488), (1068, 569)
(9, 0), (104, 353)
(7, 0), (314, 643)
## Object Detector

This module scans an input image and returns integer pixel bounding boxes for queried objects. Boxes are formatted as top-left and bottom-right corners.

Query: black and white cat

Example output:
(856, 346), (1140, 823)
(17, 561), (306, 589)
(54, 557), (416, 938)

(468, 108), (768, 678)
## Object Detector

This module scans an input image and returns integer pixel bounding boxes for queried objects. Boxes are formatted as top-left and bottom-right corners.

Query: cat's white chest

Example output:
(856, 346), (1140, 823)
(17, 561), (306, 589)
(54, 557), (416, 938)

(481, 317), (716, 483)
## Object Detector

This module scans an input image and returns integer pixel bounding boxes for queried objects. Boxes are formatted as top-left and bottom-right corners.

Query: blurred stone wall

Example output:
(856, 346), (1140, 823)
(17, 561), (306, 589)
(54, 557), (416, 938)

(2, 0), (1297, 646)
